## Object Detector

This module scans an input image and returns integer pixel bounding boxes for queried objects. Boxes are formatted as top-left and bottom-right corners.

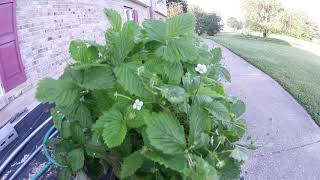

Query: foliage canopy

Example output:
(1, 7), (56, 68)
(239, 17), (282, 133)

(242, 0), (281, 37)
(190, 6), (223, 36)
(166, 0), (188, 12)
(227, 17), (242, 30)
(242, 0), (320, 40)
(271, 10), (320, 40)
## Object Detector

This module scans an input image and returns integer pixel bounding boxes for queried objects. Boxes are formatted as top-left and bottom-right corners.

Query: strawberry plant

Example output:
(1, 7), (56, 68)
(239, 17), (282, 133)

(36, 9), (253, 180)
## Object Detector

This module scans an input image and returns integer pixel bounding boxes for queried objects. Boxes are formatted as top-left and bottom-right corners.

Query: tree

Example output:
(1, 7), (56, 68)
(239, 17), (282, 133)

(167, 2), (184, 18)
(190, 6), (223, 36)
(166, 0), (188, 12)
(227, 17), (241, 30)
(271, 10), (320, 40)
(242, 0), (282, 37)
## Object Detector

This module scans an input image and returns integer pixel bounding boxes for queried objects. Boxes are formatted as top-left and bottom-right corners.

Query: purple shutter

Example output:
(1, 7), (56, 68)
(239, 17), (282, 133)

(133, 10), (139, 23)
(0, 0), (26, 92)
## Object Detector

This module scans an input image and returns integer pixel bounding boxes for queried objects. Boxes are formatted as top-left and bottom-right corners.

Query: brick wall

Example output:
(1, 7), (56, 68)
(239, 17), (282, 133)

(0, 0), (165, 125)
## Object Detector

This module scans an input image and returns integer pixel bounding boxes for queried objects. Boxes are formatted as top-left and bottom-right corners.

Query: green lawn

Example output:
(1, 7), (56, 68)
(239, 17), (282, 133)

(211, 32), (320, 125)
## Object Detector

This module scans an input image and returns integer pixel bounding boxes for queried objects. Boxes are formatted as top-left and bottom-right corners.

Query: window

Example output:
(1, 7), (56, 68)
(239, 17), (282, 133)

(124, 7), (134, 22)
(123, 6), (139, 23)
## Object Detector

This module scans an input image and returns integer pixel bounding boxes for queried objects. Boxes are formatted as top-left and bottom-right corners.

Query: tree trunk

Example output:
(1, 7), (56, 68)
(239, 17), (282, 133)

(263, 30), (267, 38)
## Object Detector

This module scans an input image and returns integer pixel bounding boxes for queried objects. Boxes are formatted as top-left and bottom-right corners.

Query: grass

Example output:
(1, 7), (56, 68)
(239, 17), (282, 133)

(211, 32), (320, 125)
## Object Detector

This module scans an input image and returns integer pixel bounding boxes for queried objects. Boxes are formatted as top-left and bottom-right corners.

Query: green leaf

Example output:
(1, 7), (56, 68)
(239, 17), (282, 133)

(215, 65), (231, 82)
(143, 20), (167, 42)
(71, 123), (86, 145)
(126, 109), (151, 128)
(222, 130), (239, 142)
(232, 100), (246, 118)
(198, 87), (225, 99)
(36, 78), (79, 106)
(68, 148), (85, 172)
(145, 112), (186, 154)
(50, 108), (62, 132)
(58, 168), (72, 180)
(160, 85), (188, 104)
(69, 40), (98, 63)
(85, 158), (105, 180)
(211, 48), (222, 63)
(143, 148), (188, 173)
(82, 66), (115, 90)
(218, 155), (241, 180)
(62, 103), (92, 127)
(91, 89), (115, 113)
(167, 13), (196, 37)
(206, 100), (231, 122)
(69, 40), (87, 62)
(164, 61), (183, 84)
(188, 105), (210, 148)
(85, 133), (107, 158)
(213, 84), (225, 96)
(156, 40), (198, 62)
(114, 62), (153, 98)
(111, 136), (133, 158)
(230, 145), (250, 162)
(192, 157), (219, 180)
(72, 63), (107, 70)
(61, 121), (72, 139)
(108, 21), (140, 65)
(144, 56), (165, 74)
(234, 119), (246, 138)
(104, 9), (122, 31)
(197, 46), (213, 64)
(173, 39), (198, 60)
(156, 43), (180, 62)
(183, 73), (200, 94)
(95, 109), (127, 148)
(60, 66), (83, 84)
(121, 150), (144, 179)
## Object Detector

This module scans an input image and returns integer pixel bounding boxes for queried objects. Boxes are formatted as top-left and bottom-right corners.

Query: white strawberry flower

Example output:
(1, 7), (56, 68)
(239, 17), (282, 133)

(133, 99), (144, 110)
(195, 64), (207, 74)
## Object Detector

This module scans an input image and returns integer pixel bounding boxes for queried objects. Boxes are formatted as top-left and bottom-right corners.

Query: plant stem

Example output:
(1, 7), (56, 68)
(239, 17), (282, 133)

(209, 116), (246, 131)
(153, 86), (163, 91)
(114, 92), (133, 101)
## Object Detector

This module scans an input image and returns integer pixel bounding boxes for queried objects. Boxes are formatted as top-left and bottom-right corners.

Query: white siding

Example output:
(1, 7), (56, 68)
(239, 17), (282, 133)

(130, 0), (151, 7)
(152, 0), (167, 16)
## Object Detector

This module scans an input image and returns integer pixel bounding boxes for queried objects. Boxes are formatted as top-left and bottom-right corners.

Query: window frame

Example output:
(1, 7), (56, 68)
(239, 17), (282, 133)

(123, 6), (134, 22)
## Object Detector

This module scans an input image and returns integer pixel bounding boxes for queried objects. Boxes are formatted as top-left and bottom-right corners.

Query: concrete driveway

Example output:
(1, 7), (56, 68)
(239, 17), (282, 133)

(205, 39), (320, 180)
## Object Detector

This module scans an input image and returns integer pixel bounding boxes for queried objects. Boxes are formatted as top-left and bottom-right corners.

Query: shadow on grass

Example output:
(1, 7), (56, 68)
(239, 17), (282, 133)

(209, 32), (291, 46)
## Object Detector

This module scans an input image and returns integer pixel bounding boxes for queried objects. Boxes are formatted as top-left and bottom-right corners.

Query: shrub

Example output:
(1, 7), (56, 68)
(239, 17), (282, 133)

(271, 10), (320, 40)
(167, 2), (184, 18)
(190, 7), (223, 36)
(36, 9), (252, 179)
(166, 0), (188, 13)
(227, 17), (241, 30)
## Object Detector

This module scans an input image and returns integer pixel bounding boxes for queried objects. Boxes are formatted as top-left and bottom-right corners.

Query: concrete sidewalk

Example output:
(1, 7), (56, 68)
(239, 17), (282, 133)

(205, 39), (320, 180)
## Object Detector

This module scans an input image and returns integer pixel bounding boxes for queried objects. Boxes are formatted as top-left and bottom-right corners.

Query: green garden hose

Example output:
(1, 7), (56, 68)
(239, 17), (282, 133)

(32, 114), (66, 180)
